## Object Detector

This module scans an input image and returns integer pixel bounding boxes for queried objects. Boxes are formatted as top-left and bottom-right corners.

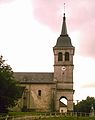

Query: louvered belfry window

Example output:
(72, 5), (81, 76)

(58, 52), (63, 61)
(65, 52), (69, 61)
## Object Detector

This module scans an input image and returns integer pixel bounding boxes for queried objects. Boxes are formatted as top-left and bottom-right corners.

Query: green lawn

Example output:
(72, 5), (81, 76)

(1, 112), (95, 120)
(3, 112), (95, 120)
(39, 116), (95, 120)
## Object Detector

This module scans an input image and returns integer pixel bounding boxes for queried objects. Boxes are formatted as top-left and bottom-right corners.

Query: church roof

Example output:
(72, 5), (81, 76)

(54, 13), (73, 48)
(59, 101), (67, 107)
(14, 72), (54, 84)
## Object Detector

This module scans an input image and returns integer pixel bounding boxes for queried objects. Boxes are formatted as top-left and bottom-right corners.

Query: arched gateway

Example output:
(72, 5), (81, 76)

(14, 13), (75, 112)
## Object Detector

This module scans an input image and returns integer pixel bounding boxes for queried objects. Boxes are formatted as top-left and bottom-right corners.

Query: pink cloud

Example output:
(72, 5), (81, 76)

(32, 0), (62, 32)
(32, 0), (95, 58)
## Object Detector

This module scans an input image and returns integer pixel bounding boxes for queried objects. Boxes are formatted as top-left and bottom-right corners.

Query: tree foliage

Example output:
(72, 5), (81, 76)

(0, 55), (22, 113)
(74, 96), (95, 113)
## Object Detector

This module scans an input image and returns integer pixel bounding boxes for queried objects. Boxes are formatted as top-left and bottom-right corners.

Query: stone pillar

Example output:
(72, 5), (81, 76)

(67, 99), (73, 112)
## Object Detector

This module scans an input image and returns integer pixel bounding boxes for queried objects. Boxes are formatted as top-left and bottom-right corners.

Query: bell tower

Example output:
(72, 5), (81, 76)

(53, 13), (75, 112)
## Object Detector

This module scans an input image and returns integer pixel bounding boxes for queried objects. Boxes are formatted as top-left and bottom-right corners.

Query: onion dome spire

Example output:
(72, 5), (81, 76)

(54, 12), (73, 47)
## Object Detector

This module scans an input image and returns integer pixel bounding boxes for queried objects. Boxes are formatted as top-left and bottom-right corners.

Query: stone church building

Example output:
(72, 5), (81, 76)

(14, 13), (75, 112)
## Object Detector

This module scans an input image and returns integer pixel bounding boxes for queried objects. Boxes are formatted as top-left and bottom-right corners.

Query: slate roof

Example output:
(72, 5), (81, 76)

(55, 35), (73, 47)
(14, 72), (54, 84)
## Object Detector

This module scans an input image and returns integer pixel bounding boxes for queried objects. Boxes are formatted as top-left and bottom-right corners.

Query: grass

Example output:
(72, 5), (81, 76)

(1, 112), (95, 120)
(39, 116), (95, 120)
(8, 112), (95, 120)
(8, 111), (42, 116)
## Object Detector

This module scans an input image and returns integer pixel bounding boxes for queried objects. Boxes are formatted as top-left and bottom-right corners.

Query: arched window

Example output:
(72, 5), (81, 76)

(58, 52), (63, 61)
(38, 90), (41, 96)
(65, 52), (69, 61)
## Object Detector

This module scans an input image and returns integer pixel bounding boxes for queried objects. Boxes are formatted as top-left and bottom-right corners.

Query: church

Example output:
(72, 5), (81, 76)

(14, 13), (75, 113)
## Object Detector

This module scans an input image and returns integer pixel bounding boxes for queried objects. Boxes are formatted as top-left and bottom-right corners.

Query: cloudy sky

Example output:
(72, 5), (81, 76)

(0, 0), (95, 101)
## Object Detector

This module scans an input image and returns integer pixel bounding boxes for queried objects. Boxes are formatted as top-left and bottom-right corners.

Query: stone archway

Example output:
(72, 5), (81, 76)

(59, 96), (67, 113)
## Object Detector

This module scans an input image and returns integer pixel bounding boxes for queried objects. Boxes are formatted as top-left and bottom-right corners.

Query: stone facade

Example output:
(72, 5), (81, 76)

(14, 14), (75, 112)
(23, 83), (55, 111)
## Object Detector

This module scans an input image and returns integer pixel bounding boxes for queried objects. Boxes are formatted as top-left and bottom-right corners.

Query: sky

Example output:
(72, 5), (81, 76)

(0, 0), (95, 102)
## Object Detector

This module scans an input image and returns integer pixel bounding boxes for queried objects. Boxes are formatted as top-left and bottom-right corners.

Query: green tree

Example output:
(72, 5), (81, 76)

(74, 96), (95, 113)
(0, 55), (22, 113)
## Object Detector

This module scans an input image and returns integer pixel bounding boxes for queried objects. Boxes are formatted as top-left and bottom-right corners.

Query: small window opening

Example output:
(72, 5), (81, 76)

(65, 52), (69, 61)
(58, 52), (63, 61)
(38, 90), (41, 96)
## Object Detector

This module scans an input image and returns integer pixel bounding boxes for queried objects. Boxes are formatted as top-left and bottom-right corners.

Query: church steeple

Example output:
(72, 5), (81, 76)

(54, 13), (73, 47)
(53, 10), (75, 112)
(61, 13), (67, 36)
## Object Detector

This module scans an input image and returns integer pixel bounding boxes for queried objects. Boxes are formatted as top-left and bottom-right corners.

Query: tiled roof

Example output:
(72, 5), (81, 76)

(14, 72), (54, 84)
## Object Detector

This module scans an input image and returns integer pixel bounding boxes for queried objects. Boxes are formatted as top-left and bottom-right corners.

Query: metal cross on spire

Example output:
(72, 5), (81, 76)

(61, 2), (67, 36)
(63, 3), (66, 18)
(64, 3), (66, 14)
